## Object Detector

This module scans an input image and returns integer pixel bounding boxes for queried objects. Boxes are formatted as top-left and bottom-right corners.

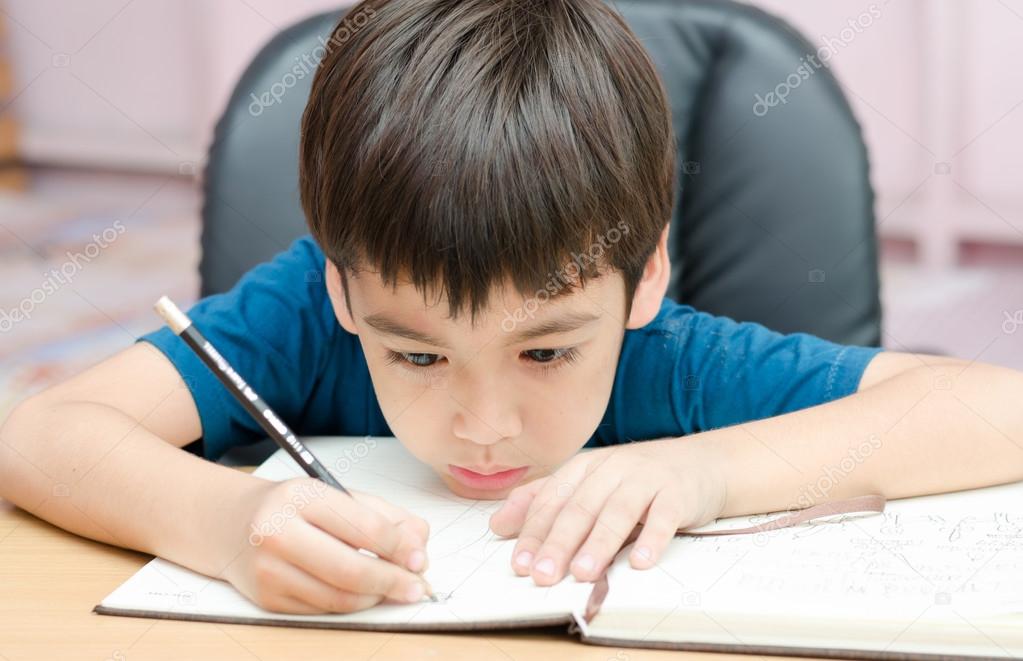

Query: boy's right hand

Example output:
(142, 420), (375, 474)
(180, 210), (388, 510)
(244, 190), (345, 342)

(222, 478), (431, 614)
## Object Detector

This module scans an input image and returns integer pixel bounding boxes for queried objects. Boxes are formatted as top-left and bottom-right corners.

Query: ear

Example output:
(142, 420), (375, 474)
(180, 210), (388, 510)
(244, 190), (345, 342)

(324, 260), (359, 335)
(626, 224), (671, 329)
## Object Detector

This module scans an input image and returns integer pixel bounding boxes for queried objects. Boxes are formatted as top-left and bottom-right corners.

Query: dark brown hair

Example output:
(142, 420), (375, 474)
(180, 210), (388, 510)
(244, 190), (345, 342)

(300, 0), (675, 320)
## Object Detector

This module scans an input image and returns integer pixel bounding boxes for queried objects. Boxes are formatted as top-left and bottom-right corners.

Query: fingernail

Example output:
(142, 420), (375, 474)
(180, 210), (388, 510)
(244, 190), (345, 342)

(633, 546), (652, 562)
(515, 551), (533, 568)
(407, 549), (426, 572)
(405, 582), (425, 602)
(534, 557), (555, 577)
(573, 553), (595, 572)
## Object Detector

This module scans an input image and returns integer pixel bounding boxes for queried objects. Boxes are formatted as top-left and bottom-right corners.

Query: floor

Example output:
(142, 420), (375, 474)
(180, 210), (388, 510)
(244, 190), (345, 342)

(0, 168), (199, 418)
(2, 168), (1022, 425)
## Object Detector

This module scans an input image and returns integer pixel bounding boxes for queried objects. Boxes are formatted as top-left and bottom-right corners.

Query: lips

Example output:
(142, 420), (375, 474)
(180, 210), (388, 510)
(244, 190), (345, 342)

(448, 464), (529, 491)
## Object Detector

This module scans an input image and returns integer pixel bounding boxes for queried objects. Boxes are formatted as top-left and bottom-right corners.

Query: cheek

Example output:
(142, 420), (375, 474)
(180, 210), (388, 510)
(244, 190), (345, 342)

(376, 385), (452, 465)
(521, 359), (616, 455)
(361, 356), (448, 449)
(562, 336), (623, 434)
(368, 363), (427, 414)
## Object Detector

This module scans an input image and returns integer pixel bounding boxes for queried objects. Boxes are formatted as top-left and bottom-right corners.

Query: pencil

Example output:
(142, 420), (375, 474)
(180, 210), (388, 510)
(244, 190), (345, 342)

(155, 296), (347, 491)
(154, 296), (437, 603)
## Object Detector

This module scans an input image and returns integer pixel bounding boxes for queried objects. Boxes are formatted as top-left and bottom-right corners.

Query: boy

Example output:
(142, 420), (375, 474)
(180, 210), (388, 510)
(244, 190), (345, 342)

(2, 0), (1022, 616)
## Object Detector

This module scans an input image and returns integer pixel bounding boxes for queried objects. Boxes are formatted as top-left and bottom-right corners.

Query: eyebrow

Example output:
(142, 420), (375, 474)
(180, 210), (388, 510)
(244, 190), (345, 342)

(506, 311), (601, 343)
(361, 310), (601, 348)
(363, 314), (451, 348)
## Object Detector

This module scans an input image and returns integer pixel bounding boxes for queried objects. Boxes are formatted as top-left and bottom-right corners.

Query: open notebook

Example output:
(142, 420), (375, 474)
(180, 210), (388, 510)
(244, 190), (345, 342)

(96, 437), (1023, 659)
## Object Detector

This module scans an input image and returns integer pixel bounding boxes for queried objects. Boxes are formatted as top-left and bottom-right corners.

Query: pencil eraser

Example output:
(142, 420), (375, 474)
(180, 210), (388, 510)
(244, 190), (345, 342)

(154, 296), (192, 334)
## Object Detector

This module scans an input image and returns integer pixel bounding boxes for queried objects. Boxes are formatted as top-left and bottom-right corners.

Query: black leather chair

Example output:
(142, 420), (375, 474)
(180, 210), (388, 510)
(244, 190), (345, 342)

(199, 0), (882, 346)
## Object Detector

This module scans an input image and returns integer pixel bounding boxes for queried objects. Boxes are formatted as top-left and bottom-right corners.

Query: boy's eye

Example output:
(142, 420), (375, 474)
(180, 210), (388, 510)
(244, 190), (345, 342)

(523, 348), (571, 363)
(388, 348), (578, 371)
(398, 352), (440, 367)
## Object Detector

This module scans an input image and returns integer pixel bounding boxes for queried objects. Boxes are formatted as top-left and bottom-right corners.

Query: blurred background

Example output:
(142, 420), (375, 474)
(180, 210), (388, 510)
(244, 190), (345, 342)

(1, 0), (1022, 421)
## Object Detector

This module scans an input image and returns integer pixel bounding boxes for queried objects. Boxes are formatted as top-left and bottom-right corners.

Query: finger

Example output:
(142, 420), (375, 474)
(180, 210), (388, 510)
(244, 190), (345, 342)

(528, 476), (617, 586)
(347, 490), (431, 571)
(627, 491), (684, 569)
(489, 476), (546, 538)
(264, 555), (384, 614)
(263, 597), (327, 618)
(568, 482), (659, 582)
(351, 490), (431, 545)
(509, 476), (580, 576)
(254, 591), (330, 615)
(303, 488), (426, 573)
(275, 517), (430, 604)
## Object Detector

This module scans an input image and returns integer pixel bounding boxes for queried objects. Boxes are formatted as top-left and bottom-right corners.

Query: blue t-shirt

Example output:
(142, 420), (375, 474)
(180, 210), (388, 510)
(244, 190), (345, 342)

(140, 236), (883, 461)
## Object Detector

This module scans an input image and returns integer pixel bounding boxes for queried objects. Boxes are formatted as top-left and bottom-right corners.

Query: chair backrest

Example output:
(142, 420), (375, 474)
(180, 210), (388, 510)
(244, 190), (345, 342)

(199, 0), (882, 345)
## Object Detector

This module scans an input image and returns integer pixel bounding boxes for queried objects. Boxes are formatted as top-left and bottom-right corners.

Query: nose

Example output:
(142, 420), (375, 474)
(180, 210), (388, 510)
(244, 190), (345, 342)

(449, 377), (523, 446)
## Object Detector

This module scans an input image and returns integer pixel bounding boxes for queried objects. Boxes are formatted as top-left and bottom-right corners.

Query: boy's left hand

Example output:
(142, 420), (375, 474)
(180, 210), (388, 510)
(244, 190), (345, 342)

(489, 439), (727, 585)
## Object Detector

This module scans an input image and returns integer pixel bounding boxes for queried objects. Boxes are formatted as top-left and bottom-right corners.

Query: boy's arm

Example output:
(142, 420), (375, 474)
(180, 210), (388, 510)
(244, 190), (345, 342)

(492, 350), (1023, 586)
(702, 350), (1023, 516)
(0, 343), (266, 577)
(0, 343), (432, 613)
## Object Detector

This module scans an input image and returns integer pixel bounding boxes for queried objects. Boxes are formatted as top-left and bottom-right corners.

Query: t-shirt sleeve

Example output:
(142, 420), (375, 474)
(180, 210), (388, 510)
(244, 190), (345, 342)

(594, 302), (883, 445)
(668, 306), (883, 433)
(137, 237), (337, 461)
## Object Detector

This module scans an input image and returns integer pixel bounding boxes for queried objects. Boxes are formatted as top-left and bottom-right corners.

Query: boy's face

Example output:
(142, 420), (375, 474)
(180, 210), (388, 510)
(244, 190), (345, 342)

(324, 230), (669, 501)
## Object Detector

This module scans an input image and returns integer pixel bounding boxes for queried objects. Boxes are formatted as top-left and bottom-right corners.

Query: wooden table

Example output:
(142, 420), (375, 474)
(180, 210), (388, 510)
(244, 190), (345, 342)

(0, 483), (790, 660)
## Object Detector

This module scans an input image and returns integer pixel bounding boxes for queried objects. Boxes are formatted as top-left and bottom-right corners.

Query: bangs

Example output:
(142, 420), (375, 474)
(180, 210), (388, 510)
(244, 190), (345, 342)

(301, 0), (674, 319)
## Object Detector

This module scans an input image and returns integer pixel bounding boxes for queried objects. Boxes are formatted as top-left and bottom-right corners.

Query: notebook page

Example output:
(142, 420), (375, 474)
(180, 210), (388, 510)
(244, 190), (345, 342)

(98, 437), (594, 628)
(584, 480), (1023, 625)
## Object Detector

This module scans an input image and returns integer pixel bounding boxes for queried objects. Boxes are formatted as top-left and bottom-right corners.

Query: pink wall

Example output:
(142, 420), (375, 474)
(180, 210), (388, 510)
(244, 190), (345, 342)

(2, 0), (352, 169)
(753, 0), (1023, 266)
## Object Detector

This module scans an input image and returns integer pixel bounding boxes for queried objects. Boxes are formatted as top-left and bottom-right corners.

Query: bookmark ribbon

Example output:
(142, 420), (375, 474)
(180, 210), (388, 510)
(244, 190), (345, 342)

(581, 494), (886, 624)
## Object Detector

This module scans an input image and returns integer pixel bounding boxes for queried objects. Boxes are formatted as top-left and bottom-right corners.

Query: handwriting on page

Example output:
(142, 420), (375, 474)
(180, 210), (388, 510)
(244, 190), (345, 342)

(676, 511), (1023, 616)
